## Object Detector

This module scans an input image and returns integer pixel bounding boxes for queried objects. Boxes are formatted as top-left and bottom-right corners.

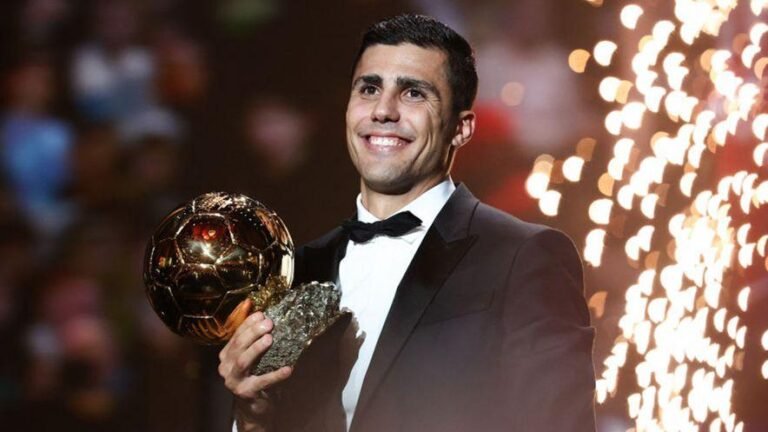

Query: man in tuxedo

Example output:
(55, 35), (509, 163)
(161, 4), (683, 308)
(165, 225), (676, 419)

(218, 14), (596, 432)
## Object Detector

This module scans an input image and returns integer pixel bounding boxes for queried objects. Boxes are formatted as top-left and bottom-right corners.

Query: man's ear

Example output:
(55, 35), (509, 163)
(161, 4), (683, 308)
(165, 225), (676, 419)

(451, 110), (476, 149)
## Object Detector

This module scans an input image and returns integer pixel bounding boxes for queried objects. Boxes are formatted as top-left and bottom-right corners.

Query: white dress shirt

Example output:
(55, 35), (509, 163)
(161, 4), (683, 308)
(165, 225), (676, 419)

(233, 178), (455, 432)
(338, 178), (455, 430)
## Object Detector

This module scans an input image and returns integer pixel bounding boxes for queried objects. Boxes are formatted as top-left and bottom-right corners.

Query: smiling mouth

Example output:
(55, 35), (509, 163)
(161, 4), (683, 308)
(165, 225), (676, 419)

(364, 134), (411, 150)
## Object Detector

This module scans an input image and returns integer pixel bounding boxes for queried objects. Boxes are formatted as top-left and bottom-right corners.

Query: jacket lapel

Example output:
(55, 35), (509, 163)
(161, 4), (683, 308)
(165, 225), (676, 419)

(350, 184), (479, 431)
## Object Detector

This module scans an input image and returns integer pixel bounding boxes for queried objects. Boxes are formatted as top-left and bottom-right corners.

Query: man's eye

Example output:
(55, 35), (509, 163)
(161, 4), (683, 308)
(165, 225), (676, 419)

(405, 89), (425, 99)
(360, 85), (378, 95)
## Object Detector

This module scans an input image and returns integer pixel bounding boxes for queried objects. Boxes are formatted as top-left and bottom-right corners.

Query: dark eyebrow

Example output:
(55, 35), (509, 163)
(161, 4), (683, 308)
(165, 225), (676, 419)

(352, 74), (382, 88)
(396, 76), (440, 98)
(352, 74), (440, 98)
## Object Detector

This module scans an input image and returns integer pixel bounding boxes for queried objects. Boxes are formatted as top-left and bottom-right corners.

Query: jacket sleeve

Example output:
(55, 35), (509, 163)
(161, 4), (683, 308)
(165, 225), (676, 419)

(499, 228), (596, 432)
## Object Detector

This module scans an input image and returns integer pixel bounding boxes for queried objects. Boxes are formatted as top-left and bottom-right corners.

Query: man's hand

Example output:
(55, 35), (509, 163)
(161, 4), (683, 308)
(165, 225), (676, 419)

(218, 302), (292, 432)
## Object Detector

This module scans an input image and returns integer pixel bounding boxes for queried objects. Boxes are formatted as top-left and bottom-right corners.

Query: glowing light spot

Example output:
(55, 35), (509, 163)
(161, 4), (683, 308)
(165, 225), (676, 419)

(530, 1), (767, 426)
(635, 321), (652, 354)
(749, 24), (768, 46)
(525, 173), (549, 199)
(539, 190), (561, 216)
(621, 4), (644, 29)
(605, 110), (623, 135)
(562, 156), (585, 182)
(648, 298), (668, 323)
(727, 317), (739, 340)
(622, 102), (647, 129)
(608, 159), (625, 181)
(714, 308), (727, 333)
(758, 235), (767, 256)
(741, 44), (760, 68)
(754, 143), (768, 166)
(616, 80), (634, 104)
(636, 70), (658, 94)
(700, 48), (715, 71)
(641, 194), (659, 219)
(755, 57), (768, 79)
(628, 393), (642, 418)
(596, 379), (608, 403)
(594, 40), (618, 66)
(585, 229), (607, 267)
(589, 291), (608, 318)
(644, 86), (667, 113)
(680, 172), (697, 197)
(625, 237), (640, 261)
(614, 138), (635, 163)
(652, 20), (676, 44)
(737, 326), (747, 349)
(598, 173), (615, 197)
(576, 137), (597, 161)
(660, 265), (683, 292)
(738, 243), (755, 268)
(568, 49), (591, 73)
(501, 82), (525, 106)
(599, 77), (621, 102)
(753, 114), (768, 140)
(710, 50), (732, 73)
(618, 185), (634, 209)
(589, 199), (613, 225)
(737, 287), (750, 312)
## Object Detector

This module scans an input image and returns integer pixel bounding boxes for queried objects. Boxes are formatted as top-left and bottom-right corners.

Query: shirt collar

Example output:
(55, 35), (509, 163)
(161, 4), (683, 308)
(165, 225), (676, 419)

(355, 178), (456, 234)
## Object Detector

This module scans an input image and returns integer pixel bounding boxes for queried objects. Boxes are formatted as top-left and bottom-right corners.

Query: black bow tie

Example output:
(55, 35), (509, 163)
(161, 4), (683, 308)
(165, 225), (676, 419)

(341, 211), (422, 243)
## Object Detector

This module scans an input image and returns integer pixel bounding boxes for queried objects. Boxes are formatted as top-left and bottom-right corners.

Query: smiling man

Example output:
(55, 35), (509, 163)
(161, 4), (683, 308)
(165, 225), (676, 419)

(218, 14), (596, 432)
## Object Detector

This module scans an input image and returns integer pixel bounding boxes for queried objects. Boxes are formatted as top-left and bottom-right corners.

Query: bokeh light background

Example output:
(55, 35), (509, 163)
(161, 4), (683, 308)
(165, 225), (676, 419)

(0, 1), (765, 431)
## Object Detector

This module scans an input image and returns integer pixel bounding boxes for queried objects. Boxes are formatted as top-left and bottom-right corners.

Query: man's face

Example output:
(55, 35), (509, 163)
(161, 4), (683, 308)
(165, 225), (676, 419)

(346, 43), (464, 195)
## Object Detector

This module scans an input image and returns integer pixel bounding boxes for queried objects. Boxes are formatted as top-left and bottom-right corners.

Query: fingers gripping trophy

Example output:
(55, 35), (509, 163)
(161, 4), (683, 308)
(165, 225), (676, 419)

(143, 192), (347, 375)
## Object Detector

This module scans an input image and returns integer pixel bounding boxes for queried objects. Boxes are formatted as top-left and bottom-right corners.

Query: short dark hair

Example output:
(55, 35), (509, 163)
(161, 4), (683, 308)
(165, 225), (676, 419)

(353, 14), (478, 115)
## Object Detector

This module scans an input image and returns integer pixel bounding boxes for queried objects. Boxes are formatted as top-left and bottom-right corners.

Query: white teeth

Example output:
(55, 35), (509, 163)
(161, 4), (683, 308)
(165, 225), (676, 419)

(369, 136), (402, 147)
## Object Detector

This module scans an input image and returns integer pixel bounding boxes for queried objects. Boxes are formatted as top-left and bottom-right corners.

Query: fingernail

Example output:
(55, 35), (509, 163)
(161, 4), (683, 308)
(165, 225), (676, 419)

(259, 319), (272, 331)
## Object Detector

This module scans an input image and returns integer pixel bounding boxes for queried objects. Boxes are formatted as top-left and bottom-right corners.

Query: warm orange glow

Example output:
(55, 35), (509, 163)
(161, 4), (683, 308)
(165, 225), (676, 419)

(526, 0), (768, 426)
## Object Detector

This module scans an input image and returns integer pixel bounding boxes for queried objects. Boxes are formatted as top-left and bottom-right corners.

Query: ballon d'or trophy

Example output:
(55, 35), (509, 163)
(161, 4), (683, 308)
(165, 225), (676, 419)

(143, 192), (347, 374)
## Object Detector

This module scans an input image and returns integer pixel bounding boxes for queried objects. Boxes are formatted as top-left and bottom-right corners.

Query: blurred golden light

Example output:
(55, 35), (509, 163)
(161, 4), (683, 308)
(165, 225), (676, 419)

(525, 0), (768, 425)
(585, 228), (607, 266)
(500, 81), (525, 106)
(568, 49), (591, 73)
(599, 76), (621, 102)
(589, 199), (614, 225)
(749, 23), (768, 45)
(741, 44), (760, 68)
(621, 4), (644, 29)
(753, 143), (768, 166)
(576, 137), (597, 160)
(753, 114), (768, 140)
(605, 110), (624, 135)
(563, 156), (585, 182)
(755, 57), (768, 79)
(762, 330), (768, 350)
(525, 172), (550, 199)
(539, 190), (561, 216)
(594, 40), (618, 66)
(737, 288), (750, 312)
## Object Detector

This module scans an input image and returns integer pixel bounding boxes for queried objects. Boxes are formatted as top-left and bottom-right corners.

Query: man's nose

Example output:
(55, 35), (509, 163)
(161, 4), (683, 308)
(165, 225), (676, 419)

(371, 92), (400, 122)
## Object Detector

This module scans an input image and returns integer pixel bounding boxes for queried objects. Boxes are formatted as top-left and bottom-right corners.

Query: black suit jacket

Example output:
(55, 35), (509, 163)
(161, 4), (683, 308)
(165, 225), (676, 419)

(268, 184), (595, 432)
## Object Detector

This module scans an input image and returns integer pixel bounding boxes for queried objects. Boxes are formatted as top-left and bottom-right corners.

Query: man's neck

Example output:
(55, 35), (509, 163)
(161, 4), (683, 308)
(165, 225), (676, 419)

(359, 176), (448, 219)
